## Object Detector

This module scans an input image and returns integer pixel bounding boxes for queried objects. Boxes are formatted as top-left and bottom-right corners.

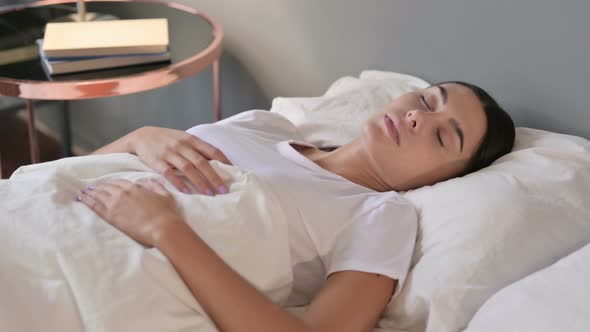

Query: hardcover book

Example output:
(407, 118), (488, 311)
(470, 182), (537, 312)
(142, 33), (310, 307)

(42, 18), (169, 57)
(37, 39), (170, 75)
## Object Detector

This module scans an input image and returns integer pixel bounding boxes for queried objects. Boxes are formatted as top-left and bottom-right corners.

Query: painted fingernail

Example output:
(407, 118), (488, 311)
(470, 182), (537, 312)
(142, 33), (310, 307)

(75, 196), (81, 201)
(82, 189), (88, 194)
(205, 189), (214, 196)
(182, 188), (191, 194)
(218, 185), (228, 195)
(87, 185), (95, 190)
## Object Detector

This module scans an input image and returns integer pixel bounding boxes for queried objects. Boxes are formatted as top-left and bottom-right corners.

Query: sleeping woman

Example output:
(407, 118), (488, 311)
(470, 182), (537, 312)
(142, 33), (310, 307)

(73, 81), (513, 332)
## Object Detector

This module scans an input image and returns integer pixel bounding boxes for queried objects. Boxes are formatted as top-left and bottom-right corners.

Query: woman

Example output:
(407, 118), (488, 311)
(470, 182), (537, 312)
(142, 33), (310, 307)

(78, 81), (514, 332)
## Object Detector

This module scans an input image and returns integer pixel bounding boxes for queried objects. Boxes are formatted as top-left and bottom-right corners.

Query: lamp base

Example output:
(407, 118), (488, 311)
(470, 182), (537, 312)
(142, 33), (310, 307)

(51, 12), (119, 23)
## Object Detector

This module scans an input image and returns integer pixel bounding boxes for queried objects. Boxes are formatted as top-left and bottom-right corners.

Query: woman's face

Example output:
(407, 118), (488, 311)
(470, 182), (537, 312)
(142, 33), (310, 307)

(362, 83), (487, 191)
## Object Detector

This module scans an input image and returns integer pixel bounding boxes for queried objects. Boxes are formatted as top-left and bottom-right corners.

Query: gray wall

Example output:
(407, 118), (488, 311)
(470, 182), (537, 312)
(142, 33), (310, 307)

(6, 0), (590, 152)
(177, 0), (589, 139)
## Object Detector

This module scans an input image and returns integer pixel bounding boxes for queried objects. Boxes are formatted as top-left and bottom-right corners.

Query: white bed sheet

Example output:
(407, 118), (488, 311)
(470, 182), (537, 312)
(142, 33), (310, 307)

(0, 153), (292, 332)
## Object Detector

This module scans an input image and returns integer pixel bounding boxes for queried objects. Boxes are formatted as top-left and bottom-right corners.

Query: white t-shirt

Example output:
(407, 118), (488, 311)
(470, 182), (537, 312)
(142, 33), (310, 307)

(186, 110), (417, 306)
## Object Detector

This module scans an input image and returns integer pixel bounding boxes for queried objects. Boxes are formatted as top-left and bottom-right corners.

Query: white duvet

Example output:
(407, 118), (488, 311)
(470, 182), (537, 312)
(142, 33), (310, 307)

(0, 153), (293, 332)
(464, 242), (590, 332)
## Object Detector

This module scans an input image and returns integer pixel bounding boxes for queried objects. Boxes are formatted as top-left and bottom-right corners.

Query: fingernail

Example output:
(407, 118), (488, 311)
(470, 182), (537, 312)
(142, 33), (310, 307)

(182, 188), (191, 194)
(82, 189), (88, 194)
(87, 185), (95, 190)
(218, 185), (228, 195)
(205, 189), (214, 196)
(75, 196), (81, 201)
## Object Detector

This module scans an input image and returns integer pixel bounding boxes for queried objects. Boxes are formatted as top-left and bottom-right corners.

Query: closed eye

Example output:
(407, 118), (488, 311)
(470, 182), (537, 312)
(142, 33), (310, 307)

(436, 128), (445, 147)
(420, 94), (433, 112)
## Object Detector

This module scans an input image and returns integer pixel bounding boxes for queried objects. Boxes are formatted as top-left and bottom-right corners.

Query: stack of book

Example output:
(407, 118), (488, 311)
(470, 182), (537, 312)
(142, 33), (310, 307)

(39, 18), (170, 75)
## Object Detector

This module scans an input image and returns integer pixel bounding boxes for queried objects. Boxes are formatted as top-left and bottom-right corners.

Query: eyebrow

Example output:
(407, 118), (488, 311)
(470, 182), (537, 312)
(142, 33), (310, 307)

(449, 117), (464, 152)
(436, 84), (448, 105)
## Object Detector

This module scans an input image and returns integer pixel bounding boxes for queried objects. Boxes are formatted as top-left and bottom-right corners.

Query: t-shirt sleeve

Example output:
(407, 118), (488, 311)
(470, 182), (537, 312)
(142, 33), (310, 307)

(324, 199), (418, 300)
(187, 110), (304, 142)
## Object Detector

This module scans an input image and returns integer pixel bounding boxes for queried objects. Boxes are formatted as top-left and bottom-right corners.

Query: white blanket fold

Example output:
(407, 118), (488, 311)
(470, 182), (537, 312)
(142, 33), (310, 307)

(0, 153), (292, 332)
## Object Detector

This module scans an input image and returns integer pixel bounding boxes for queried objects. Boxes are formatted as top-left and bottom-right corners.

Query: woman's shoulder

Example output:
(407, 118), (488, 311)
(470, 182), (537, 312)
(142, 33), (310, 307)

(217, 110), (303, 140)
(185, 110), (304, 143)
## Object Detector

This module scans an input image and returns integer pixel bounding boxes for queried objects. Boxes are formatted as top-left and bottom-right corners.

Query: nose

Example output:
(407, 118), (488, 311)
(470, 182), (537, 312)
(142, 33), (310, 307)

(405, 109), (443, 135)
(405, 110), (423, 131)
(406, 109), (448, 138)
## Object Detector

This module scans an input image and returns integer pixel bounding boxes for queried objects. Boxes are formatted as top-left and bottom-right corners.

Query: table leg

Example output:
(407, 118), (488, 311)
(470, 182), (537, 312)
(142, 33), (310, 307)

(62, 101), (72, 157)
(25, 99), (40, 164)
(213, 59), (221, 121)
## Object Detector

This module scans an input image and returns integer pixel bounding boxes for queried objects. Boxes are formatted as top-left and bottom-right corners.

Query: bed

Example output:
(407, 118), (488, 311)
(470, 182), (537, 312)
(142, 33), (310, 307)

(1, 70), (589, 332)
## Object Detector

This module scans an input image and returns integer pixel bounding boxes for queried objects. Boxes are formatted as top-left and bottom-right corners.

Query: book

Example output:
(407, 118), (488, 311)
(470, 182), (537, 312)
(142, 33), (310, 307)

(37, 39), (171, 75)
(0, 10), (45, 65)
(42, 18), (169, 57)
(0, 44), (39, 66)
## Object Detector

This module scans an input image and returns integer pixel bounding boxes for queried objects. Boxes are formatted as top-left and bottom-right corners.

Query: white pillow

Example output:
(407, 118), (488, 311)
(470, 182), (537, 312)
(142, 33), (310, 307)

(270, 71), (429, 147)
(463, 242), (590, 332)
(378, 128), (590, 332)
(275, 71), (590, 331)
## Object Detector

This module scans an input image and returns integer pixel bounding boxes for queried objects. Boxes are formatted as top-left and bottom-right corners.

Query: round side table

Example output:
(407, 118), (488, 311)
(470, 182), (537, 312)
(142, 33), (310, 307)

(0, 0), (223, 164)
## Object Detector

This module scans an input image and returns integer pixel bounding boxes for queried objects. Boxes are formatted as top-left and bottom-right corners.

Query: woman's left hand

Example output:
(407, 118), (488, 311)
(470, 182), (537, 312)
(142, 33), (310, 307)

(77, 179), (184, 248)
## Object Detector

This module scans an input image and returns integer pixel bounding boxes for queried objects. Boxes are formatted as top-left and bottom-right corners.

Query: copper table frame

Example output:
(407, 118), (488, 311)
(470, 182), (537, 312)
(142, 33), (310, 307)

(0, 0), (224, 164)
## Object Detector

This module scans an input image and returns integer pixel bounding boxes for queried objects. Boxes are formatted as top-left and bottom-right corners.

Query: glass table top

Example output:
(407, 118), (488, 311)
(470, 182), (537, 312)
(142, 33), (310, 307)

(0, 0), (214, 82)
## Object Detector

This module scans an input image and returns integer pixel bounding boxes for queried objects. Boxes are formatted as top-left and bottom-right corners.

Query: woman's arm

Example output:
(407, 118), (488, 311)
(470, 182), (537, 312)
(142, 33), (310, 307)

(158, 222), (395, 332)
(157, 220), (313, 332)
(90, 126), (231, 195)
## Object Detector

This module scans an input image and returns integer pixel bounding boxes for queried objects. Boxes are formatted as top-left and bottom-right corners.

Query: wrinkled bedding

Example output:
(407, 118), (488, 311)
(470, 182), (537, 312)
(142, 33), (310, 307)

(0, 153), (292, 332)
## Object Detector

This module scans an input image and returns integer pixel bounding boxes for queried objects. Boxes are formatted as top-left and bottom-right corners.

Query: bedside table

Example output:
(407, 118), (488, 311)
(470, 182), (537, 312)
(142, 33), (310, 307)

(0, 0), (223, 164)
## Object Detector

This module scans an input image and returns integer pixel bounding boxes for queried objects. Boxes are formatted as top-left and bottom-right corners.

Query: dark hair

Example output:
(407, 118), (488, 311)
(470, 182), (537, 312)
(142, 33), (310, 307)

(437, 81), (515, 176)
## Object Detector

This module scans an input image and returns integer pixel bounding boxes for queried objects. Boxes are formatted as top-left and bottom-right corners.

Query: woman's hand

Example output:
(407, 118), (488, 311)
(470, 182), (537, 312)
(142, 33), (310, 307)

(129, 126), (231, 196)
(77, 179), (185, 248)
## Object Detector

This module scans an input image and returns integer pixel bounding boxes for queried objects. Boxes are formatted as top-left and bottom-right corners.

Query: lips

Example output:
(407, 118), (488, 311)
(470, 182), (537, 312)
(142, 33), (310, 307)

(384, 114), (400, 146)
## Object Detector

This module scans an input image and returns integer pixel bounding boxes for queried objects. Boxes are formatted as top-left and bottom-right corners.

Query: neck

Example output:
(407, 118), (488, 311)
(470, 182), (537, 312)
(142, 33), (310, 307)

(300, 140), (391, 192)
